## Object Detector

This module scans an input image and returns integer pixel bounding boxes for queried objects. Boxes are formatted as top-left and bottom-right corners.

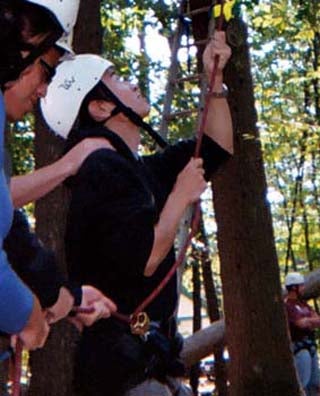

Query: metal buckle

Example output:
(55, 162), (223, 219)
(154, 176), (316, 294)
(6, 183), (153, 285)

(130, 312), (150, 336)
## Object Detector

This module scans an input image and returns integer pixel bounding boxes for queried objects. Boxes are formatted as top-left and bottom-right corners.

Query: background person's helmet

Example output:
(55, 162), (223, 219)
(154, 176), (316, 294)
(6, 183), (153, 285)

(24, 0), (80, 33)
(284, 272), (305, 287)
(41, 54), (113, 138)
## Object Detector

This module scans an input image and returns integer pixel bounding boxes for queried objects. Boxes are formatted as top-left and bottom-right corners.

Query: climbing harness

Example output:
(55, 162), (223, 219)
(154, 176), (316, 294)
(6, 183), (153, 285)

(130, 312), (151, 336)
(293, 338), (317, 357)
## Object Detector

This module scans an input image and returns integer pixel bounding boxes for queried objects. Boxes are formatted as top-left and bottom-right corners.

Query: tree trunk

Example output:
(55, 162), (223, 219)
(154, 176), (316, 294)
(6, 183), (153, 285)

(188, 2), (300, 393)
(212, 18), (302, 396)
(28, 1), (102, 394)
(28, 114), (78, 396)
(73, 0), (103, 54)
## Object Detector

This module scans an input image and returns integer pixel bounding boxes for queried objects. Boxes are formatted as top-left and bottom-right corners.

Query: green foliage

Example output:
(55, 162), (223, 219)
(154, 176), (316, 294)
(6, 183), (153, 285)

(100, 0), (199, 145)
(248, 0), (320, 273)
(6, 118), (35, 176)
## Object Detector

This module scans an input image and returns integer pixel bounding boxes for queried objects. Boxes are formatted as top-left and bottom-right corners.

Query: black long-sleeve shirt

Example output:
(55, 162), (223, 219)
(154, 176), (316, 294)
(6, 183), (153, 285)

(65, 127), (230, 321)
(4, 209), (81, 308)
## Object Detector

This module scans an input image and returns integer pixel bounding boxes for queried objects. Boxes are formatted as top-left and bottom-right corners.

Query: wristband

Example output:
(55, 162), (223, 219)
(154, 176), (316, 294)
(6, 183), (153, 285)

(210, 83), (228, 98)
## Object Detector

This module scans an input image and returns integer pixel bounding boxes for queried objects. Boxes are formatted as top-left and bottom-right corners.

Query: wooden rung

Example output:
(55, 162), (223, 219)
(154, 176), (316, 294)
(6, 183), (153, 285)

(183, 6), (211, 18)
(171, 74), (203, 84)
(165, 109), (198, 120)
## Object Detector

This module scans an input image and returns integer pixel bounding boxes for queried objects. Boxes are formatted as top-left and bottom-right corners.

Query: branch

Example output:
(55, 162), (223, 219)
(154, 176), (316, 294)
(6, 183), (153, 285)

(181, 319), (225, 367)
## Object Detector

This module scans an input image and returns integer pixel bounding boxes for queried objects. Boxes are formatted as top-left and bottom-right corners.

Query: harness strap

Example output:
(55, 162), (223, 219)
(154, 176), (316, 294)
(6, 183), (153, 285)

(294, 339), (317, 357)
(98, 83), (168, 149)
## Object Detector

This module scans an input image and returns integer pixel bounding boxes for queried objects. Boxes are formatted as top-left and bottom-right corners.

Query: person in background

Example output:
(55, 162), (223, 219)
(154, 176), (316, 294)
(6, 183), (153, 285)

(284, 272), (320, 396)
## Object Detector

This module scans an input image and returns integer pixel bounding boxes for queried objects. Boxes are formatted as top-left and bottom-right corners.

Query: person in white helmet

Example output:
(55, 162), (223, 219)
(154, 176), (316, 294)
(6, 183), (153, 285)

(0, 0), (114, 350)
(0, 0), (71, 351)
(41, 31), (233, 396)
(0, 0), (80, 87)
(284, 272), (320, 395)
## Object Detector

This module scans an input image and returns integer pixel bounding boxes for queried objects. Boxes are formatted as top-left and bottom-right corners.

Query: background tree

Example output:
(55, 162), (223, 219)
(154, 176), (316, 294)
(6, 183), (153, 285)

(213, 14), (301, 396)
(251, 0), (320, 275)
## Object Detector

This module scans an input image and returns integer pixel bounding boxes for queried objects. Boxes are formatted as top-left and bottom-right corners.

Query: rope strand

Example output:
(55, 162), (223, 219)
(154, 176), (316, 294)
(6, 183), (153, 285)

(12, 340), (23, 396)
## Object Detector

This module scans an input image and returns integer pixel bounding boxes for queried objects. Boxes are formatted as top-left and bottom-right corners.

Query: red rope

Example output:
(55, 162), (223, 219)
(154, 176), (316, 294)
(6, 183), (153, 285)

(73, 305), (130, 323)
(11, 339), (23, 396)
(133, 0), (226, 317)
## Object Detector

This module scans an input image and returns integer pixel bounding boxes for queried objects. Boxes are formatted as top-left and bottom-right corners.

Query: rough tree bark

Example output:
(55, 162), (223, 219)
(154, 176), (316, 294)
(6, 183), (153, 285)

(212, 17), (302, 396)
(28, 115), (78, 396)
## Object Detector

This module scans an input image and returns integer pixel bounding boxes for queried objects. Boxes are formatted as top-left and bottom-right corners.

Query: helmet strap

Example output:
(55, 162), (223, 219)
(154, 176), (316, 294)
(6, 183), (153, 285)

(98, 82), (168, 149)
(100, 106), (121, 124)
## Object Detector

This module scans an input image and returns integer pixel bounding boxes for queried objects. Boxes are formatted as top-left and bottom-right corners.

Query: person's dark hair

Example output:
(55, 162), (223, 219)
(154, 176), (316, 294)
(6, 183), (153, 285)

(0, 0), (63, 87)
(77, 78), (168, 148)
(286, 284), (299, 292)
(17, 1), (62, 40)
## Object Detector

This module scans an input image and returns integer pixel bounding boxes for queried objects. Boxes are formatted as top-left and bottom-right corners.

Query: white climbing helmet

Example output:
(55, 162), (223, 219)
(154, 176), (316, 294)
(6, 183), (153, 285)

(25, 0), (80, 34)
(41, 54), (113, 138)
(284, 272), (305, 287)
(55, 30), (75, 57)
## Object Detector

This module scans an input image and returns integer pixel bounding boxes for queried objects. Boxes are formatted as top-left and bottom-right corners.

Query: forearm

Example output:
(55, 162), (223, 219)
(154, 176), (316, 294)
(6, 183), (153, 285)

(296, 316), (320, 329)
(144, 191), (189, 277)
(309, 316), (320, 329)
(45, 287), (75, 324)
(204, 73), (233, 154)
(19, 293), (49, 350)
(11, 158), (72, 207)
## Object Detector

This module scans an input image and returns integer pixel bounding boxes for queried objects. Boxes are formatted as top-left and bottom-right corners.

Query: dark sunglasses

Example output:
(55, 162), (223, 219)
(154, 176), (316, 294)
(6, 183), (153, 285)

(39, 58), (56, 83)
